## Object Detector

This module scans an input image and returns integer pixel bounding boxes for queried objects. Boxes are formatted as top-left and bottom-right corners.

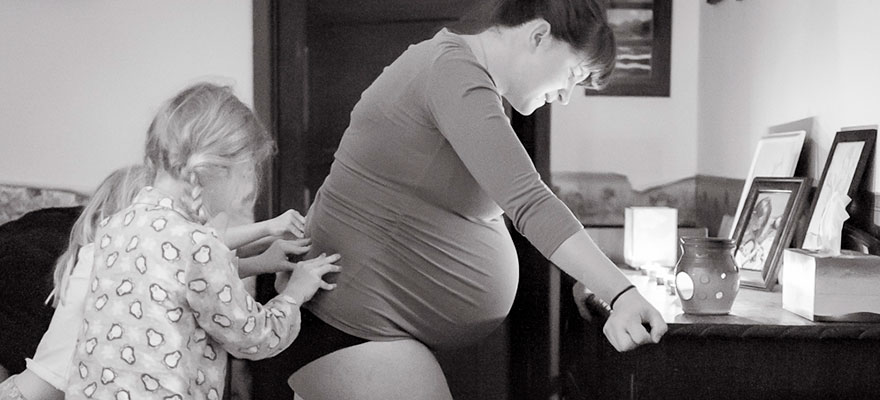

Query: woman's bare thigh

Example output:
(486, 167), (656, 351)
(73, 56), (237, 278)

(289, 339), (452, 400)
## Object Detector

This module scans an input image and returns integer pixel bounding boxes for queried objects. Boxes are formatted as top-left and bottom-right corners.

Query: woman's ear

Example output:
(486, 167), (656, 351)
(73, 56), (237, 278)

(528, 18), (552, 51)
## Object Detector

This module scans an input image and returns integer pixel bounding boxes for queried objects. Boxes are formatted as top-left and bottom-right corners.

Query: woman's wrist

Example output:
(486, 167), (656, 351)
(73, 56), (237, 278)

(609, 284), (636, 310)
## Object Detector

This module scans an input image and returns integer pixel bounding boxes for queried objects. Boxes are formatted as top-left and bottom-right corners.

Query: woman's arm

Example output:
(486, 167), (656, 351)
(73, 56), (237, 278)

(548, 230), (631, 304)
(425, 49), (667, 351)
(549, 230), (667, 351)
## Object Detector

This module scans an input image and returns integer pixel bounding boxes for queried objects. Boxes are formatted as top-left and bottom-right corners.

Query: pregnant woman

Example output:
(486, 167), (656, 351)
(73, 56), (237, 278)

(275, 0), (667, 398)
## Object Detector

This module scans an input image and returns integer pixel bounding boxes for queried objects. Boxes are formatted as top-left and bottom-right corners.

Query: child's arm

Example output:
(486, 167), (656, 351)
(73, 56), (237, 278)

(185, 234), (339, 360)
(0, 370), (63, 400)
(224, 209), (306, 251)
(237, 238), (311, 279)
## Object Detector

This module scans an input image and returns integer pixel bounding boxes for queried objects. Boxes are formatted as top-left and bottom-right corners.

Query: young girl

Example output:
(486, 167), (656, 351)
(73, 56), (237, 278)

(0, 169), (312, 400)
(66, 82), (339, 400)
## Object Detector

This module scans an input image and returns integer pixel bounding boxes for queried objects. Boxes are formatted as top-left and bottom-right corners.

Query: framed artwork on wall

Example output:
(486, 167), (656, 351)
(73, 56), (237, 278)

(726, 130), (807, 239)
(585, 0), (672, 97)
(733, 177), (810, 290)
(801, 128), (877, 249)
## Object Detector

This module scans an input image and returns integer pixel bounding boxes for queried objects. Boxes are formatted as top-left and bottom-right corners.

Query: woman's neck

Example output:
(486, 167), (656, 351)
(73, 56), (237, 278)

(462, 29), (510, 95)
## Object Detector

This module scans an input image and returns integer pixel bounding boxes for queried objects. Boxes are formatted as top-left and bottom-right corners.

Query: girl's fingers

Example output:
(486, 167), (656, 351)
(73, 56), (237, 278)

(286, 210), (306, 238)
(289, 237), (311, 246)
(320, 281), (337, 290)
(277, 239), (311, 254)
(288, 225), (305, 239)
(298, 253), (339, 269)
(313, 263), (342, 276)
(306, 253), (340, 265)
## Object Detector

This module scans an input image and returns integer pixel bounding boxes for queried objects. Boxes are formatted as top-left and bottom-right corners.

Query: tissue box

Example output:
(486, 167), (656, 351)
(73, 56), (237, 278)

(782, 249), (880, 321)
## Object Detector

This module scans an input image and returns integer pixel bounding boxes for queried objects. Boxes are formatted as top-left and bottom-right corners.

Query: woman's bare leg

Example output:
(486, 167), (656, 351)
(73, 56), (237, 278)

(289, 339), (452, 400)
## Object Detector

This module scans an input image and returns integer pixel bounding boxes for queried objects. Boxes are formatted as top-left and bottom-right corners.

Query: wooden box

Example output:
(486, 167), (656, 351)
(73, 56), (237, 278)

(782, 248), (880, 321)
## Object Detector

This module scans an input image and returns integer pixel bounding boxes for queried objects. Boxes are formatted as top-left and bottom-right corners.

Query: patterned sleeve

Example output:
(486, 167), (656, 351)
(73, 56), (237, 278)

(185, 234), (302, 360)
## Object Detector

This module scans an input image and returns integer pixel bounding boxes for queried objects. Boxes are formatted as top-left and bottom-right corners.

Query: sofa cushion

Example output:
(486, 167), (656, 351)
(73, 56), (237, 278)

(0, 184), (88, 226)
(0, 206), (82, 374)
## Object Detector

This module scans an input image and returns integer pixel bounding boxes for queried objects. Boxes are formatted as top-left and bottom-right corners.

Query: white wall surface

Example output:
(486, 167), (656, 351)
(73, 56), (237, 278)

(550, 0), (700, 190)
(0, 1), (253, 194)
(697, 0), (880, 189)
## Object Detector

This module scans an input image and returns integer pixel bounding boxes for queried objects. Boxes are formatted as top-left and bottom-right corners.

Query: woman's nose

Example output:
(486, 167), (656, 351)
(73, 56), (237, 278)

(557, 87), (573, 105)
(557, 78), (578, 105)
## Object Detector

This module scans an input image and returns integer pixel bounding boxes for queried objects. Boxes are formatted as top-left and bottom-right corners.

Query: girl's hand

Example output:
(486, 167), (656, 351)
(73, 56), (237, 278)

(572, 281), (608, 323)
(239, 238), (312, 278)
(282, 253), (342, 304)
(266, 209), (306, 239)
(601, 289), (667, 352)
(207, 212), (230, 238)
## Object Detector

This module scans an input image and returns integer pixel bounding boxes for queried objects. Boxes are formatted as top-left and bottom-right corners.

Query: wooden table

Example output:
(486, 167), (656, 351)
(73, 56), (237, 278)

(625, 267), (813, 326)
(559, 266), (880, 400)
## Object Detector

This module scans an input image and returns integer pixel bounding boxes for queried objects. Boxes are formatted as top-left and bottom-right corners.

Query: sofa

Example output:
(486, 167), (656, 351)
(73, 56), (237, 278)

(0, 184), (87, 376)
(0, 184), (88, 226)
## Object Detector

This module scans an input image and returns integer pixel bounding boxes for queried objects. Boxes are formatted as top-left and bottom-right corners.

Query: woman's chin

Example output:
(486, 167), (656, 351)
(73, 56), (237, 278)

(510, 99), (544, 116)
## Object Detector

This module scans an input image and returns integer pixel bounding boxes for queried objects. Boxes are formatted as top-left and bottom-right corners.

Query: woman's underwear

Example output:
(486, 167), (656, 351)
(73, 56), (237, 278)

(269, 308), (368, 375)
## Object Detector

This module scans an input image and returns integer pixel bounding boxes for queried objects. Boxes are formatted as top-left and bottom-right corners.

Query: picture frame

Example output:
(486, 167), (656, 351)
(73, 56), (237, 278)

(733, 177), (811, 290)
(801, 129), (877, 250)
(726, 130), (807, 239)
(585, 0), (672, 97)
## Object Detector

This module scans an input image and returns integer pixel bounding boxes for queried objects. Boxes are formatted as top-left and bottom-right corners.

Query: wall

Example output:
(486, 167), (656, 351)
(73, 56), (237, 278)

(550, 0), (700, 191)
(0, 1), (253, 194)
(697, 0), (880, 189)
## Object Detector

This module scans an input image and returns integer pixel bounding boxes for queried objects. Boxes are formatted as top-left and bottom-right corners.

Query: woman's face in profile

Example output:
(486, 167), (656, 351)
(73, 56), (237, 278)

(506, 36), (588, 115)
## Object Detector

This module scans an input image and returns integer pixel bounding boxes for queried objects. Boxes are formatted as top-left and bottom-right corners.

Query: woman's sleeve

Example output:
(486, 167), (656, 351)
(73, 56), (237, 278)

(185, 235), (301, 360)
(424, 49), (583, 258)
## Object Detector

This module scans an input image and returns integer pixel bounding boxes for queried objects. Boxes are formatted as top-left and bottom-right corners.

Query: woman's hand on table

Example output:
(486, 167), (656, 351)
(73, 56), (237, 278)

(602, 289), (667, 352)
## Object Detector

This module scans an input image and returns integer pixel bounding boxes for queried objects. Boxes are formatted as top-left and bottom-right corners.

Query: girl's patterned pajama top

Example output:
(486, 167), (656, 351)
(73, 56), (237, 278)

(67, 187), (301, 400)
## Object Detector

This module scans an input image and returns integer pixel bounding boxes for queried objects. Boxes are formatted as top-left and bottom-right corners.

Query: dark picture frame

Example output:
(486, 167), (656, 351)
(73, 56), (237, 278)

(801, 129), (877, 249)
(585, 0), (672, 97)
(733, 177), (811, 290)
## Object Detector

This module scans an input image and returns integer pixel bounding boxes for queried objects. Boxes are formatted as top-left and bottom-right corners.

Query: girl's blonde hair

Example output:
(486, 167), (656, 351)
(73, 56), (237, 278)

(144, 82), (274, 223)
(51, 165), (149, 307)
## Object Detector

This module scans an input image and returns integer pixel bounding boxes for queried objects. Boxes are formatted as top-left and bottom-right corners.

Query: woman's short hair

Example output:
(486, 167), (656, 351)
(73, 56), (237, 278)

(450, 0), (617, 90)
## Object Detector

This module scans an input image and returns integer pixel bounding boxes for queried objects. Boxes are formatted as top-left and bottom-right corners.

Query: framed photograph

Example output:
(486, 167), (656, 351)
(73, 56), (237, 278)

(733, 177), (811, 290)
(801, 129), (877, 249)
(585, 0), (671, 97)
(726, 131), (807, 238)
